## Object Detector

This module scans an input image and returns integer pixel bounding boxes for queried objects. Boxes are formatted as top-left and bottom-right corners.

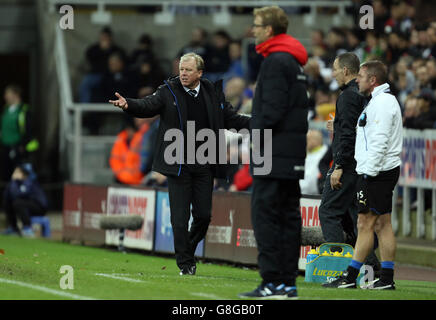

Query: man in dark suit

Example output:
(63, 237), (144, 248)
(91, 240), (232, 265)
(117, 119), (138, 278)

(239, 6), (309, 299)
(109, 53), (250, 275)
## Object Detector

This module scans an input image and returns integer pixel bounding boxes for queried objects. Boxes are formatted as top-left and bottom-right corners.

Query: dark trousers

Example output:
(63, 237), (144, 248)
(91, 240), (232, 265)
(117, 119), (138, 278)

(5, 198), (45, 230)
(319, 167), (358, 244)
(0, 145), (24, 182)
(167, 164), (213, 269)
(251, 177), (301, 286)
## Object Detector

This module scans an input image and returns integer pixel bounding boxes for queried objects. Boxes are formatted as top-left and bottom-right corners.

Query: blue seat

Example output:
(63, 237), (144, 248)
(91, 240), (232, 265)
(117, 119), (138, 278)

(30, 216), (51, 238)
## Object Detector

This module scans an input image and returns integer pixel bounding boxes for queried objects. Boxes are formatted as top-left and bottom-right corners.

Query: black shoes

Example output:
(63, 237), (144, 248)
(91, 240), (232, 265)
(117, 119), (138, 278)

(179, 265), (196, 276)
(238, 283), (298, 299)
(322, 272), (357, 288)
(361, 279), (395, 290)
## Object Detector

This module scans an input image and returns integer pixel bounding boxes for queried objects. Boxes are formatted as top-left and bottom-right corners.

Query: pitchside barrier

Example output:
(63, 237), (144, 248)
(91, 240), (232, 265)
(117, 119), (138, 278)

(63, 183), (320, 270)
(394, 129), (436, 240)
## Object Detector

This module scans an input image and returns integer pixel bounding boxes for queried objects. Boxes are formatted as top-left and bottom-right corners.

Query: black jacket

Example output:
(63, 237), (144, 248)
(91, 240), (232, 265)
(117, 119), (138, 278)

(251, 51), (309, 179)
(124, 76), (250, 178)
(331, 79), (366, 170)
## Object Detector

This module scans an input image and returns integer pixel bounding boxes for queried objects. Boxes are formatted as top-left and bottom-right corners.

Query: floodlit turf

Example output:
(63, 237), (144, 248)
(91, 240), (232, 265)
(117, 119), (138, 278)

(1, 235), (435, 300)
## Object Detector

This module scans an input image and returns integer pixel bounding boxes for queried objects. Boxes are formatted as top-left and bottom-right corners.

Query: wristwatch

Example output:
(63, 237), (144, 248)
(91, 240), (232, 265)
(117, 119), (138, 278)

(334, 164), (342, 170)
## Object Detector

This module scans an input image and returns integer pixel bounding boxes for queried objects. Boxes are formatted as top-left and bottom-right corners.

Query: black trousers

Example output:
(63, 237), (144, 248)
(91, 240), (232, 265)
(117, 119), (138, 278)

(0, 145), (24, 182)
(319, 167), (358, 244)
(5, 198), (45, 230)
(167, 164), (213, 269)
(251, 177), (301, 286)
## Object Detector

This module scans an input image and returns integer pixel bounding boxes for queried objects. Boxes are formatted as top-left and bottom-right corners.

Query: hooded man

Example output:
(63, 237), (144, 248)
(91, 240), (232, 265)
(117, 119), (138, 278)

(239, 6), (309, 299)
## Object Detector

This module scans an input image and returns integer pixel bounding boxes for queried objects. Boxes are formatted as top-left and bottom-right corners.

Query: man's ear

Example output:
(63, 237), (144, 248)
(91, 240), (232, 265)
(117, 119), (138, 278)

(266, 25), (274, 38)
(343, 67), (348, 77)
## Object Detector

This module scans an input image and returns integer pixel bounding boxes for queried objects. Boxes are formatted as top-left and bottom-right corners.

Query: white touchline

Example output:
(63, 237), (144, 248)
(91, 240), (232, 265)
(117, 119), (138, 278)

(0, 277), (96, 300)
(94, 273), (146, 283)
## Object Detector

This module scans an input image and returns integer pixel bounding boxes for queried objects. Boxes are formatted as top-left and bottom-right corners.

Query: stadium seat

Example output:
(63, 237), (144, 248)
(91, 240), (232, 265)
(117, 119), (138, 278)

(31, 216), (51, 238)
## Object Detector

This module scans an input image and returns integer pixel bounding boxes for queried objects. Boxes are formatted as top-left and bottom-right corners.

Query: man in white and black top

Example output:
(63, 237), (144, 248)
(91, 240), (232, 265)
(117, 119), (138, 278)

(323, 60), (403, 290)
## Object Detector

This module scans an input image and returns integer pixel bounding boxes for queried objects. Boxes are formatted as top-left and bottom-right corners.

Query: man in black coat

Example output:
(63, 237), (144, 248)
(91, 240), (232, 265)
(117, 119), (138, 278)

(239, 6), (309, 299)
(109, 53), (250, 275)
(319, 52), (365, 245)
(320, 53), (380, 272)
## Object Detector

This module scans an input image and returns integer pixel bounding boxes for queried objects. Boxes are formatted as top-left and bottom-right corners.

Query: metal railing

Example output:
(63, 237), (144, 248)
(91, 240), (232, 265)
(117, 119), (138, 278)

(48, 0), (352, 9)
(393, 129), (436, 240)
(55, 23), (121, 183)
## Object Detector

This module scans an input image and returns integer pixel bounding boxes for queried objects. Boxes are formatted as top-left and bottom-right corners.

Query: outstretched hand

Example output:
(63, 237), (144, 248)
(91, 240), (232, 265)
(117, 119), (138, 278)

(109, 92), (128, 110)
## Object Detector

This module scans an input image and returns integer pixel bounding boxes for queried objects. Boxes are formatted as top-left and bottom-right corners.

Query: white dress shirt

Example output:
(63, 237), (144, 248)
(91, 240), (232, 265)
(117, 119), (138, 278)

(354, 83), (403, 176)
(183, 83), (200, 97)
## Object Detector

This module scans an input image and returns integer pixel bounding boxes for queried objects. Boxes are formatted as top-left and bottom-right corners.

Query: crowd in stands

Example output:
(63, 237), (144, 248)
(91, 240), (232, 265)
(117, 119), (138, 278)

(76, 0), (436, 195)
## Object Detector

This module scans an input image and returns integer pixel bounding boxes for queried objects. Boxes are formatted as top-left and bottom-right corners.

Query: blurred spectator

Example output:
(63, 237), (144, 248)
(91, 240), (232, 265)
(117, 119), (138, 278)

(310, 29), (327, 51)
(386, 0), (413, 34)
(363, 31), (384, 62)
(204, 30), (231, 82)
(101, 53), (137, 101)
(413, 88), (436, 129)
(426, 58), (436, 88)
(174, 27), (208, 75)
(129, 34), (165, 95)
(373, 0), (391, 35)
(134, 57), (166, 99)
(1, 85), (38, 182)
(224, 77), (246, 111)
(324, 27), (347, 65)
(109, 118), (150, 185)
(305, 58), (328, 119)
(79, 27), (126, 103)
(427, 24), (436, 57)
(223, 40), (245, 81)
(1, 164), (48, 237)
(392, 56), (416, 107)
(177, 27), (209, 57)
(415, 64), (433, 90)
(403, 96), (419, 127)
(83, 52), (137, 135)
(345, 28), (365, 62)
(404, 88), (436, 129)
(129, 34), (155, 67)
(409, 24), (432, 59)
(300, 130), (328, 195)
(314, 86), (336, 121)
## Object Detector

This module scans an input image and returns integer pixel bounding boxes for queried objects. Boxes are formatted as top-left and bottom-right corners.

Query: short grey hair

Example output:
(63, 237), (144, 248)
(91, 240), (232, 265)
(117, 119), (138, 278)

(179, 52), (204, 71)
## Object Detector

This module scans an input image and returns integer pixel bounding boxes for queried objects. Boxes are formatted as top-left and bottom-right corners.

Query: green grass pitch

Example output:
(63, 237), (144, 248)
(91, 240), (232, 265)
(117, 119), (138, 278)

(1, 235), (435, 300)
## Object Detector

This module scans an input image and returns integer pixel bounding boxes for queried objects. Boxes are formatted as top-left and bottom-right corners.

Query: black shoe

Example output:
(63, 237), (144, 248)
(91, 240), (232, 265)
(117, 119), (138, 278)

(362, 279), (395, 290)
(238, 283), (298, 299)
(179, 265), (196, 276)
(322, 273), (356, 289)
